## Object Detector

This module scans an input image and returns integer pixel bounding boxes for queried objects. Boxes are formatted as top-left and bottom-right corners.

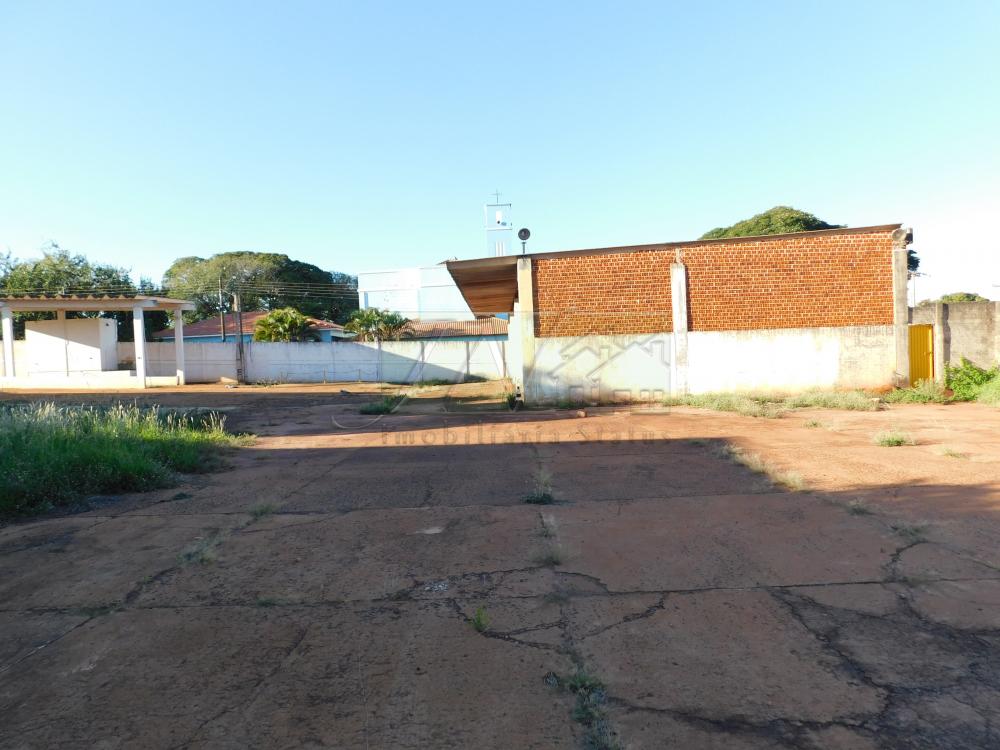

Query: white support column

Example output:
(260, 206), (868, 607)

(516, 257), (537, 402)
(132, 306), (148, 388)
(670, 261), (689, 396)
(173, 310), (186, 386)
(1, 307), (14, 378)
(892, 228), (912, 386)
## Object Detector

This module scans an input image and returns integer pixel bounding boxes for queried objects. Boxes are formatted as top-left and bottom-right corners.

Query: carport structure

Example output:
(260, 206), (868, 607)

(0, 294), (195, 389)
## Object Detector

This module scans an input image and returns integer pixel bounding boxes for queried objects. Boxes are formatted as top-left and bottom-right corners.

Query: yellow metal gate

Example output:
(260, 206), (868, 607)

(908, 324), (934, 384)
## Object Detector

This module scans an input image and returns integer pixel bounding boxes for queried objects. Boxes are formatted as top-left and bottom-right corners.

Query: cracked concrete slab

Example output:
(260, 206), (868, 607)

(579, 590), (887, 722)
(0, 513), (249, 610)
(544, 494), (897, 592)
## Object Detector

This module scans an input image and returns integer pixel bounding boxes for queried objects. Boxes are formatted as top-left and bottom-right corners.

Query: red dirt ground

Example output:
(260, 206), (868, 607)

(1, 384), (999, 748)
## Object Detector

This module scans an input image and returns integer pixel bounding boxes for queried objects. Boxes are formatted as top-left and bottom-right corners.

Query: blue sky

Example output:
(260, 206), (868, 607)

(2, 1), (998, 300)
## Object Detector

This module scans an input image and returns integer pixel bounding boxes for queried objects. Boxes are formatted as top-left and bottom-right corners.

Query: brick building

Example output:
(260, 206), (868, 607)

(447, 224), (912, 402)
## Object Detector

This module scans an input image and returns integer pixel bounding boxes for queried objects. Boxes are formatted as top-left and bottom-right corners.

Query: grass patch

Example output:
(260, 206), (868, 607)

(359, 395), (404, 415)
(178, 530), (223, 565)
(940, 447), (969, 459)
(713, 443), (806, 490)
(248, 502), (277, 520)
(471, 606), (490, 632)
(891, 521), (929, 543)
(547, 670), (621, 750)
(882, 379), (949, 404)
(874, 430), (915, 447)
(0, 403), (252, 519)
(847, 499), (874, 516)
(555, 398), (587, 410)
(804, 419), (822, 428)
(665, 389), (881, 418)
(534, 545), (563, 567)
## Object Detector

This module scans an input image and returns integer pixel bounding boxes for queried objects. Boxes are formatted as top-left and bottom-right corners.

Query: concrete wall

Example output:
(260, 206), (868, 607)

(909, 301), (999, 373)
(684, 325), (895, 394)
(117, 340), (507, 384)
(520, 326), (895, 402)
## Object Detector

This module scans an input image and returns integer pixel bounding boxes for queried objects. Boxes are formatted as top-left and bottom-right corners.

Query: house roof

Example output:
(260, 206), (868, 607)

(153, 311), (344, 339)
(446, 224), (905, 316)
(407, 317), (508, 339)
(0, 294), (196, 312)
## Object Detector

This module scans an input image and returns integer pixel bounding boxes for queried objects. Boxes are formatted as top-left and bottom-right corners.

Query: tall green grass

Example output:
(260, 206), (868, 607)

(0, 403), (252, 518)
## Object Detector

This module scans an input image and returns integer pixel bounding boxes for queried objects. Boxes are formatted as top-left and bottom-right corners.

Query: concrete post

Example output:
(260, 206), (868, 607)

(670, 262), (689, 396)
(173, 310), (186, 386)
(891, 228), (912, 386)
(1, 307), (15, 378)
(515, 257), (536, 401)
(933, 302), (946, 383)
(132, 306), (148, 388)
(994, 302), (1000, 366)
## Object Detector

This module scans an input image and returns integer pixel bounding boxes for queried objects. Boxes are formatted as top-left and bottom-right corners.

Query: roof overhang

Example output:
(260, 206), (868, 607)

(0, 295), (196, 313)
(445, 256), (520, 316)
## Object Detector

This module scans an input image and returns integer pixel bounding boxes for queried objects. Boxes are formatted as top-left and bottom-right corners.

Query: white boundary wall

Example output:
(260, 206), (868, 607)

(116, 340), (507, 384)
(521, 325), (895, 402)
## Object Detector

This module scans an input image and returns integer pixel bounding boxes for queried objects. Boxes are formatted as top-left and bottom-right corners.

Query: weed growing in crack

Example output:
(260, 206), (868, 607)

(874, 430), (915, 447)
(848, 499), (874, 516)
(940, 447), (969, 459)
(546, 670), (622, 750)
(178, 531), (222, 565)
(249, 502), (277, 520)
(534, 545), (563, 567)
(891, 521), (929, 543)
(524, 468), (555, 504)
(471, 606), (490, 632)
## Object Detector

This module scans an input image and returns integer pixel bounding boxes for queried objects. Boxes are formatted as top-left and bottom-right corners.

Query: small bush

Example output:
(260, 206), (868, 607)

(848, 499), (873, 515)
(945, 357), (998, 401)
(359, 395), (403, 414)
(883, 380), (949, 404)
(976, 377), (1000, 406)
(505, 393), (518, 410)
(874, 430), (915, 447)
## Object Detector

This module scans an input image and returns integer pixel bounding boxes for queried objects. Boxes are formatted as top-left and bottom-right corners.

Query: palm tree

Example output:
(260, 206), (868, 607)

(252, 308), (320, 342)
(343, 308), (412, 342)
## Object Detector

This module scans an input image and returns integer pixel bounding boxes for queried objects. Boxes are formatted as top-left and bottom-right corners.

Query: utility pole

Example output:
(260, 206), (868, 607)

(218, 274), (227, 343)
(233, 289), (245, 384)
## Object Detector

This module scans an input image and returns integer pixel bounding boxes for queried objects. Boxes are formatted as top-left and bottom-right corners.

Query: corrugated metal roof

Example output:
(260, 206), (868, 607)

(406, 317), (508, 339)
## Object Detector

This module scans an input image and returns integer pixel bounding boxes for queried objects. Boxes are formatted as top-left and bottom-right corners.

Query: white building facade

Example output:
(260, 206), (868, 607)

(357, 264), (474, 321)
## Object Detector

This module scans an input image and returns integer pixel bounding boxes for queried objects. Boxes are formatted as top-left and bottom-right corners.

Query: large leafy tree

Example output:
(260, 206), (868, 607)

(0, 243), (156, 339)
(252, 308), (320, 342)
(343, 308), (411, 342)
(162, 252), (358, 323)
(700, 206), (919, 272)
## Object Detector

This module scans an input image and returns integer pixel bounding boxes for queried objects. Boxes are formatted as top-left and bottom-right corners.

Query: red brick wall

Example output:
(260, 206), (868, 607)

(532, 250), (673, 337)
(531, 229), (895, 337)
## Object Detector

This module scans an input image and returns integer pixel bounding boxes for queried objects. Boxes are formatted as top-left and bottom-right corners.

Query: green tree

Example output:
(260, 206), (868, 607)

(0, 243), (145, 339)
(343, 308), (412, 342)
(252, 307), (320, 342)
(939, 292), (989, 303)
(162, 252), (358, 323)
(700, 206), (919, 272)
